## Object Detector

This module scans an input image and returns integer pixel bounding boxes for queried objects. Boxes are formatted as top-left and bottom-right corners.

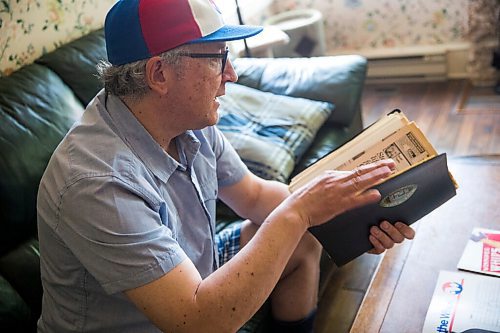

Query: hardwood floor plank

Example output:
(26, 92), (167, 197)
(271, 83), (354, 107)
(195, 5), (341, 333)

(473, 114), (498, 154)
(490, 117), (500, 152)
(315, 254), (380, 333)
(362, 79), (500, 156)
(454, 114), (477, 155)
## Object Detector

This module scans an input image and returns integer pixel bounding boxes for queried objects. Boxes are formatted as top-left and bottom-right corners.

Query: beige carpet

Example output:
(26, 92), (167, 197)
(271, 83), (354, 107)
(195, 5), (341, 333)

(456, 82), (500, 114)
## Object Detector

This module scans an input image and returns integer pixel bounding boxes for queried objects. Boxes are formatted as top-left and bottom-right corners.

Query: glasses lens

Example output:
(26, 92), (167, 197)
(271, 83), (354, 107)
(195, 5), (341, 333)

(221, 49), (228, 74)
(177, 48), (229, 74)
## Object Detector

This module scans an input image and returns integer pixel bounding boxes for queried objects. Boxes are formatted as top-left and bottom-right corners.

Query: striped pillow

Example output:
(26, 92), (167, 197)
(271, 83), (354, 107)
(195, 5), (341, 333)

(217, 83), (334, 182)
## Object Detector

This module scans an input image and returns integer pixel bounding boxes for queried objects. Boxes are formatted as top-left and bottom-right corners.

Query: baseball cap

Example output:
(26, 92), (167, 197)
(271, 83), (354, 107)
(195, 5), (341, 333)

(105, 0), (263, 65)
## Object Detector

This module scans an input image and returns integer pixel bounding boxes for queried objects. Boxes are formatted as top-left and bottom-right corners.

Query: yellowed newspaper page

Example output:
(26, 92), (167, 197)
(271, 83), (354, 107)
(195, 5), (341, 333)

(289, 112), (410, 190)
(289, 121), (436, 192)
(336, 122), (437, 173)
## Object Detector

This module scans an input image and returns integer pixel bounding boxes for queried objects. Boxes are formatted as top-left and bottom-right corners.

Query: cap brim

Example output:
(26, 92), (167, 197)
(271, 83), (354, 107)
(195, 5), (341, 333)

(189, 25), (263, 43)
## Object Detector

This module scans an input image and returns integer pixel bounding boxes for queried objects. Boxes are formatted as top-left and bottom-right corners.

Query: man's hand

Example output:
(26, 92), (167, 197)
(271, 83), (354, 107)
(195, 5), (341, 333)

(367, 221), (415, 254)
(286, 160), (396, 229)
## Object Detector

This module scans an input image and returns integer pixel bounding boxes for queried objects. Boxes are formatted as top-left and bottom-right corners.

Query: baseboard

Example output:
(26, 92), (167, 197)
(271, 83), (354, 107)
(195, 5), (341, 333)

(327, 42), (471, 83)
(446, 43), (470, 79)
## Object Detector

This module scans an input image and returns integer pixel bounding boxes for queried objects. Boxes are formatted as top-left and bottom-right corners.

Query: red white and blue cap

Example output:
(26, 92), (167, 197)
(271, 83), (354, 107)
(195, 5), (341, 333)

(105, 0), (263, 65)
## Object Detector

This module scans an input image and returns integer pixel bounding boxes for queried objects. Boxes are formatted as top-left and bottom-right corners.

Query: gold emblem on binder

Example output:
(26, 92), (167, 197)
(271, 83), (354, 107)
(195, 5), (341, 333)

(380, 184), (418, 208)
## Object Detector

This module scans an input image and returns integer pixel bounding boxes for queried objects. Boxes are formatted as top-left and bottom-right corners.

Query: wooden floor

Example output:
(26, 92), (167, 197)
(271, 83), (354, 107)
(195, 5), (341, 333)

(361, 79), (500, 157)
(314, 79), (500, 333)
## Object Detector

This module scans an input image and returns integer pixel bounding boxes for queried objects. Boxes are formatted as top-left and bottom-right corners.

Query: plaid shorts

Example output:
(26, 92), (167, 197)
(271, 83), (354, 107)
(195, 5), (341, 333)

(215, 222), (241, 266)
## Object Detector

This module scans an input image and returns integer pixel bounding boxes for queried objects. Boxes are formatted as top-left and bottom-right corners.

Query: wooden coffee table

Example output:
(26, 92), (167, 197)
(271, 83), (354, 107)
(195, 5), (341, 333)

(350, 156), (500, 333)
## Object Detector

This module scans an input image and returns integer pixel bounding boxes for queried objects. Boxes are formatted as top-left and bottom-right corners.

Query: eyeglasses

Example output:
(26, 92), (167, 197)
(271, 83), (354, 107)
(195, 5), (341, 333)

(178, 47), (229, 74)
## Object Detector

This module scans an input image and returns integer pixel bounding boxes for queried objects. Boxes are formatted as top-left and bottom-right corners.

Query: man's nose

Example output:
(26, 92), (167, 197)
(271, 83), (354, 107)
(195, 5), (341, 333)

(222, 59), (238, 83)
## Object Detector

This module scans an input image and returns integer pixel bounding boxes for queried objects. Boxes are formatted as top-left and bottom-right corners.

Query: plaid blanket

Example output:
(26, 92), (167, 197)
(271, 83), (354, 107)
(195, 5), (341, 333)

(217, 83), (334, 182)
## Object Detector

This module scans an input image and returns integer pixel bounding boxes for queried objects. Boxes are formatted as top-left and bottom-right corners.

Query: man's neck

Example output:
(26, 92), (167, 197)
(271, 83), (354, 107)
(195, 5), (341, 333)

(167, 139), (180, 162)
(122, 95), (180, 156)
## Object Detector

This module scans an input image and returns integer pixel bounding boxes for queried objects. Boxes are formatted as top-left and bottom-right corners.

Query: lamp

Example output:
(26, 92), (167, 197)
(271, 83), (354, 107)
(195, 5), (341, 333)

(234, 0), (251, 57)
(214, 0), (273, 57)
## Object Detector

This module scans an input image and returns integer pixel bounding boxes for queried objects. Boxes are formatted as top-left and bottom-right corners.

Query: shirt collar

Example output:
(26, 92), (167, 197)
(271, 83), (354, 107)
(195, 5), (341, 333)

(98, 91), (200, 183)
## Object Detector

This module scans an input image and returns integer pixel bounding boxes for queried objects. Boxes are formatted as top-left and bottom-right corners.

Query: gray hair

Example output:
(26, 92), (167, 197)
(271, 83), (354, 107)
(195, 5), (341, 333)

(96, 46), (188, 100)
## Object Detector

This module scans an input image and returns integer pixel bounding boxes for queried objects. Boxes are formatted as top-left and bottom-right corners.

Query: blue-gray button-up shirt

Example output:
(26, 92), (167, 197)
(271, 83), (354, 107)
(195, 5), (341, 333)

(37, 90), (248, 332)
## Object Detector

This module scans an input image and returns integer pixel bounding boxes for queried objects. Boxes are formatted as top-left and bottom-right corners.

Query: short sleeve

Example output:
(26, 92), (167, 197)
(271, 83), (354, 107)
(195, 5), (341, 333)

(56, 175), (187, 294)
(200, 126), (249, 188)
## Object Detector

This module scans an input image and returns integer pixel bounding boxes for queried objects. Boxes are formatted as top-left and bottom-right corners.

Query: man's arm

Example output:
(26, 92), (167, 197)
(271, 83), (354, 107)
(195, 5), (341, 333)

(125, 161), (397, 332)
(218, 171), (289, 225)
(219, 167), (415, 253)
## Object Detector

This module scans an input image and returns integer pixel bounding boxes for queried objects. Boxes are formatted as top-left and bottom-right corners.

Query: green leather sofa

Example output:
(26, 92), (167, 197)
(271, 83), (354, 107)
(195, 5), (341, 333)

(0, 29), (367, 332)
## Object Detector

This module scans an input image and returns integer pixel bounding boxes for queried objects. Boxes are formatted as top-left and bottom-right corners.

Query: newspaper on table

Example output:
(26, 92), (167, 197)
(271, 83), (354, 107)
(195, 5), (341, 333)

(457, 228), (500, 278)
(422, 270), (500, 333)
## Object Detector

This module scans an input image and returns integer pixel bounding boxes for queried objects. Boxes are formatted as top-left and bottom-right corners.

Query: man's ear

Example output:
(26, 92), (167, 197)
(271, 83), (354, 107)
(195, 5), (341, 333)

(145, 56), (170, 95)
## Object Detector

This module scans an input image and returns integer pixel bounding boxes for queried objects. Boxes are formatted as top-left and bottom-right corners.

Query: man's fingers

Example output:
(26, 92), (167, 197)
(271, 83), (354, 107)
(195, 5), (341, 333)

(367, 235), (386, 254)
(351, 159), (396, 175)
(370, 225), (395, 249)
(368, 222), (415, 255)
(345, 165), (393, 193)
(379, 221), (405, 243)
(395, 222), (415, 240)
(353, 189), (382, 207)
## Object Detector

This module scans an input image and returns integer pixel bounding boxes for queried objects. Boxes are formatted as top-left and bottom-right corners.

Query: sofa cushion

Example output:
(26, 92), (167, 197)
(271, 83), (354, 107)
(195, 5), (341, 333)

(0, 64), (84, 255)
(233, 55), (367, 127)
(0, 239), (42, 321)
(36, 29), (106, 107)
(217, 83), (333, 182)
(0, 275), (31, 331)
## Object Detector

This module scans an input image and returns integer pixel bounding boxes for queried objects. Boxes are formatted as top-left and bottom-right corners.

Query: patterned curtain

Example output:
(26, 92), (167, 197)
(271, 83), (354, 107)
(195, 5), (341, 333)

(467, 0), (500, 86)
(0, 0), (115, 77)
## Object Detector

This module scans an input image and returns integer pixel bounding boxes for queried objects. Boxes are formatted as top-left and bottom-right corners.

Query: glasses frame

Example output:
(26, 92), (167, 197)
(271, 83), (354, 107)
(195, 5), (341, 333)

(178, 46), (229, 74)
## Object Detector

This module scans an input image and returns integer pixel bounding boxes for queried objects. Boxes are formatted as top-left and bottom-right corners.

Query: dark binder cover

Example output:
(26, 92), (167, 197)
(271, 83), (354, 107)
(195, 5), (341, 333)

(309, 153), (457, 266)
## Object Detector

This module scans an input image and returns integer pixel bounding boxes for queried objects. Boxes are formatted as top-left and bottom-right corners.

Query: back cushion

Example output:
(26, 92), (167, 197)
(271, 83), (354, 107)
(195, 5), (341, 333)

(0, 64), (84, 254)
(217, 83), (333, 182)
(36, 29), (106, 107)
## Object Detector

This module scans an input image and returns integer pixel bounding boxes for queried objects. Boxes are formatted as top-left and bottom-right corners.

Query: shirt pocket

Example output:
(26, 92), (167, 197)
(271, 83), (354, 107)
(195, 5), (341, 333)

(198, 177), (218, 222)
(155, 193), (180, 241)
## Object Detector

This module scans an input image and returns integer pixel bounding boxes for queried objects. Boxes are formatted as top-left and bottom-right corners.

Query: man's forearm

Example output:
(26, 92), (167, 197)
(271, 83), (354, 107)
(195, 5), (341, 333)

(194, 207), (306, 331)
(127, 203), (308, 333)
(244, 179), (290, 225)
(218, 173), (291, 226)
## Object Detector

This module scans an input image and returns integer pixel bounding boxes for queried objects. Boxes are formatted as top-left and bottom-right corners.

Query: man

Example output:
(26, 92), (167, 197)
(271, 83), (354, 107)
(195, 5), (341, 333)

(36, 0), (415, 332)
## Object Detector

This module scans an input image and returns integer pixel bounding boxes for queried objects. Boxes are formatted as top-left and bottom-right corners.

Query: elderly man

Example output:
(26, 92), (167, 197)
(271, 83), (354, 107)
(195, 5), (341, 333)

(36, 0), (415, 332)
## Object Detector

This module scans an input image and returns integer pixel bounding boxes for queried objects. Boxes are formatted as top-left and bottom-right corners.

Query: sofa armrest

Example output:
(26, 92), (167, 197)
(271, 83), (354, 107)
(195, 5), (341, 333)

(233, 55), (367, 127)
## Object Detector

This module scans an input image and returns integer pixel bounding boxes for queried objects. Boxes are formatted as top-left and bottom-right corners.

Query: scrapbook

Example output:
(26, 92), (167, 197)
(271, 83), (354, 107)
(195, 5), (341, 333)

(289, 110), (458, 266)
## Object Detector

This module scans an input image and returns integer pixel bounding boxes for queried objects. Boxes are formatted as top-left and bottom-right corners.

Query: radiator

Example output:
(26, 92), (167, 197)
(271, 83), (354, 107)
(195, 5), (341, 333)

(366, 53), (447, 84)
(328, 43), (470, 84)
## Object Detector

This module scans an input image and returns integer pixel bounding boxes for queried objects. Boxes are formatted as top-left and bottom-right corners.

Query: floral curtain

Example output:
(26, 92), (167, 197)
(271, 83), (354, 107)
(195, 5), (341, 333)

(1, 0), (498, 85)
(0, 0), (115, 77)
(467, 0), (500, 86)
(271, 0), (469, 51)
